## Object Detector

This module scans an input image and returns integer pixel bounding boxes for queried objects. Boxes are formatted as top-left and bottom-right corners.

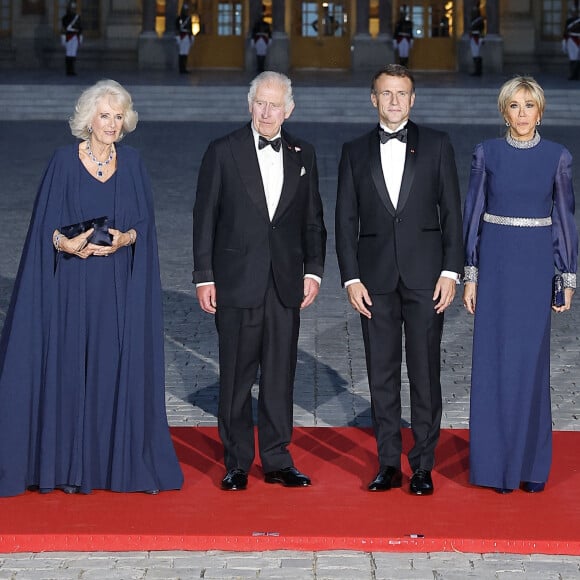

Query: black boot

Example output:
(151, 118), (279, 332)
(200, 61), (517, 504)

(179, 54), (188, 74)
(399, 57), (409, 67)
(471, 57), (482, 76)
(65, 57), (76, 76)
(571, 60), (580, 80)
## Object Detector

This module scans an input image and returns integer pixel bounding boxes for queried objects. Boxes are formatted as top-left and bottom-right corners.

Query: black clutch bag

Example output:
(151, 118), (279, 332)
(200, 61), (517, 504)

(60, 216), (113, 246)
(552, 274), (565, 307)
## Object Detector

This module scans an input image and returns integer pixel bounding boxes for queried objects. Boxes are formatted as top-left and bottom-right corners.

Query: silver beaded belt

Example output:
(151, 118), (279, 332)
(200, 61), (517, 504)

(483, 212), (552, 227)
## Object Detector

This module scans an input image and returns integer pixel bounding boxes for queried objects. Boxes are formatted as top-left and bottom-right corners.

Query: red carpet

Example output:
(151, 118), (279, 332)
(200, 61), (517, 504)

(1, 427), (580, 554)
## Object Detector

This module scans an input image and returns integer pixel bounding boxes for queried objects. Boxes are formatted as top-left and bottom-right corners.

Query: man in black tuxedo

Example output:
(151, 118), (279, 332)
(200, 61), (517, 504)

(335, 65), (463, 495)
(193, 71), (327, 491)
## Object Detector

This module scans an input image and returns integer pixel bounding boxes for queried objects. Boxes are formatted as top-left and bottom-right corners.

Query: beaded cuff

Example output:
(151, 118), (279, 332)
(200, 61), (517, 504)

(464, 266), (478, 283)
(562, 273), (576, 289)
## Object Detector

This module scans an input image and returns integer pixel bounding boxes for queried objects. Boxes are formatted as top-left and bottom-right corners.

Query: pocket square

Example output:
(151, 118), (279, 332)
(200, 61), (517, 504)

(300, 166), (306, 176)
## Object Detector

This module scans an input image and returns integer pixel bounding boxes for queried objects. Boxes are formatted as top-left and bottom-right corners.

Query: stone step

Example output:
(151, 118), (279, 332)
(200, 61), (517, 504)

(1, 84), (579, 125)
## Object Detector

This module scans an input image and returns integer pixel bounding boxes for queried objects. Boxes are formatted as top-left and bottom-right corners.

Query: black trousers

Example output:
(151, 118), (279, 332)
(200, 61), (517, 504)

(361, 280), (444, 472)
(215, 281), (300, 473)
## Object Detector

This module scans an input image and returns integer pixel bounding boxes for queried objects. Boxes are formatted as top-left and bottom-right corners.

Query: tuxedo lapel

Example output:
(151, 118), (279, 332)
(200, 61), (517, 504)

(369, 128), (396, 216)
(271, 131), (301, 222)
(396, 120), (418, 213)
(230, 124), (270, 221)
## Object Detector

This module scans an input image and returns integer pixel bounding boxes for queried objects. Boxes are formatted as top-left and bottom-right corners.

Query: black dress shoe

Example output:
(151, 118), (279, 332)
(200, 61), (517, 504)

(264, 466), (311, 487)
(368, 466), (403, 491)
(221, 469), (248, 491)
(409, 469), (434, 495)
(522, 481), (545, 493)
(494, 487), (514, 494)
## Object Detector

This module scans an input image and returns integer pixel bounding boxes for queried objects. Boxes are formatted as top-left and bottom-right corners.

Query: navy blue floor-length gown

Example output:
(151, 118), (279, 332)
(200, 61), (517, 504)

(463, 136), (577, 491)
(0, 144), (183, 496)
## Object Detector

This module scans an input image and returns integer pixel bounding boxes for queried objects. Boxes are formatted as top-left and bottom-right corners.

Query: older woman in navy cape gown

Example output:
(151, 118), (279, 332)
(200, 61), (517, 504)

(463, 76), (577, 494)
(0, 80), (183, 496)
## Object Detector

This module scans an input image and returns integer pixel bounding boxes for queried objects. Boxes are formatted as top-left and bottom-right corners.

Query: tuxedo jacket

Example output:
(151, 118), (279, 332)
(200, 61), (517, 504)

(193, 123), (327, 308)
(335, 120), (463, 293)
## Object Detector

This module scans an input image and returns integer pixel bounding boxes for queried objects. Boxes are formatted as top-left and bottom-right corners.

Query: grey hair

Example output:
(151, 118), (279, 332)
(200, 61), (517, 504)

(497, 75), (545, 120)
(247, 71), (294, 113)
(69, 79), (138, 141)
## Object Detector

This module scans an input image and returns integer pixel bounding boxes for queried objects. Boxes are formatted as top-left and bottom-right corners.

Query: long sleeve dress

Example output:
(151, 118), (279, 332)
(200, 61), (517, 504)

(0, 143), (183, 496)
(463, 135), (578, 491)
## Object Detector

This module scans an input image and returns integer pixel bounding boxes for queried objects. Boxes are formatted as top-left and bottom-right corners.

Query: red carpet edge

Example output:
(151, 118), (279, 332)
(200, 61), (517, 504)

(0, 427), (579, 554)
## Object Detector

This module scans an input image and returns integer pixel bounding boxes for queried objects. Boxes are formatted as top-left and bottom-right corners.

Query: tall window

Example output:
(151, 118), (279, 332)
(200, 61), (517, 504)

(300, 1), (347, 37)
(542, 0), (566, 39)
(0, 0), (11, 38)
(217, 1), (242, 36)
(397, 1), (453, 39)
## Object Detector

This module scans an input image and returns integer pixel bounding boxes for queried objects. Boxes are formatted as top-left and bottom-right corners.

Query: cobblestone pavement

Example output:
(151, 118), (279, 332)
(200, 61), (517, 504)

(0, 119), (579, 578)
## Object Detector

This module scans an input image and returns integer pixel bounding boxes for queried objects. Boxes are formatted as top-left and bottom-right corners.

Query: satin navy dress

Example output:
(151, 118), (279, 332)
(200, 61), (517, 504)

(0, 144), (183, 496)
(463, 135), (577, 491)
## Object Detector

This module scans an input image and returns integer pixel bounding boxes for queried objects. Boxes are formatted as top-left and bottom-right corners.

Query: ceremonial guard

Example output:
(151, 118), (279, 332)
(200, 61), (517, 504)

(469, 2), (485, 76)
(251, 13), (272, 73)
(60, 1), (82, 76)
(563, 8), (580, 80)
(176, 3), (194, 74)
(393, 7), (413, 67)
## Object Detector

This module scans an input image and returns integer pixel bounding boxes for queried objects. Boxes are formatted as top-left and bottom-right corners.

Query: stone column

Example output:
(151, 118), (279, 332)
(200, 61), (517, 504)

(106, 0), (142, 50)
(165, 0), (179, 37)
(379, 0), (393, 37)
(139, 0), (170, 70)
(482, 0), (503, 73)
(268, 0), (289, 72)
(353, 0), (394, 72)
(459, 0), (503, 74)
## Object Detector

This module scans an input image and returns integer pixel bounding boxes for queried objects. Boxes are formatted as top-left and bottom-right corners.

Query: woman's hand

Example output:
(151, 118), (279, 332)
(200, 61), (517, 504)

(552, 287), (575, 313)
(91, 228), (135, 257)
(57, 229), (96, 259)
(463, 282), (477, 314)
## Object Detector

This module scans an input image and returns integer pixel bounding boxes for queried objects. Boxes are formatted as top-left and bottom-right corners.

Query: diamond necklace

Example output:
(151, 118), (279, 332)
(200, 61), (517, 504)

(86, 140), (115, 177)
(506, 131), (541, 149)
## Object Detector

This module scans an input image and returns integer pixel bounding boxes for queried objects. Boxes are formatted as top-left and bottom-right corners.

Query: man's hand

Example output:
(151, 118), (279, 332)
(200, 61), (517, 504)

(346, 281), (372, 319)
(433, 276), (456, 314)
(196, 284), (217, 314)
(301, 277), (320, 309)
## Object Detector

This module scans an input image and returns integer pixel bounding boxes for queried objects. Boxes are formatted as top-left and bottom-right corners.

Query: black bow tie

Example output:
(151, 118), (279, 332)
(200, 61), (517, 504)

(379, 127), (408, 144)
(258, 136), (282, 152)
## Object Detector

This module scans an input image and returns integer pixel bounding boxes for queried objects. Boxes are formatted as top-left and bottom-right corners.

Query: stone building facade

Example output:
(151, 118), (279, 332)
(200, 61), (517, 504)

(0, 0), (575, 74)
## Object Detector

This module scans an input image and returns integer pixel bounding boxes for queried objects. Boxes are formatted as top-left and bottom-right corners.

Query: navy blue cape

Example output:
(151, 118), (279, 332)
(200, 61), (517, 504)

(0, 143), (183, 496)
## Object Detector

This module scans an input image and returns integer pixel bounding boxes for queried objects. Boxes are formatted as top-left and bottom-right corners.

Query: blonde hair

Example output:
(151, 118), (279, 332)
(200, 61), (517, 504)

(497, 76), (545, 120)
(69, 79), (138, 141)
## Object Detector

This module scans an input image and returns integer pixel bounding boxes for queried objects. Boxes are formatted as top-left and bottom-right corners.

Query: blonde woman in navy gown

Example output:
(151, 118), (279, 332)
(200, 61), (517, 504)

(463, 76), (577, 494)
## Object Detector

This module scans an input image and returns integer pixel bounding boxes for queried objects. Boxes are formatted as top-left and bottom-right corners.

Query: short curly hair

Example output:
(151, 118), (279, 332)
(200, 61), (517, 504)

(69, 79), (138, 141)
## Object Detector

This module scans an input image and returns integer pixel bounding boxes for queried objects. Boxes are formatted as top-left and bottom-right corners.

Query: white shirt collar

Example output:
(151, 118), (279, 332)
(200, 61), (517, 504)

(380, 121), (408, 134)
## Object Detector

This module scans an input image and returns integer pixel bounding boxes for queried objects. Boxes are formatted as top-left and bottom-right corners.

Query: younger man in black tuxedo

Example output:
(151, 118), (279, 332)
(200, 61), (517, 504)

(335, 65), (463, 495)
(193, 72), (326, 491)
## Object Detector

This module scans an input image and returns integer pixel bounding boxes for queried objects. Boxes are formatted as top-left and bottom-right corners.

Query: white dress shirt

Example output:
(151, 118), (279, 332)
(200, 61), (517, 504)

(253, 126), (284, 221)
(380, 122), (407, 210)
